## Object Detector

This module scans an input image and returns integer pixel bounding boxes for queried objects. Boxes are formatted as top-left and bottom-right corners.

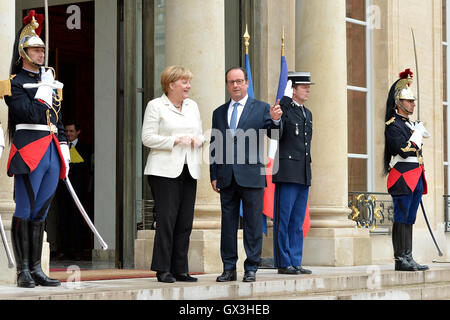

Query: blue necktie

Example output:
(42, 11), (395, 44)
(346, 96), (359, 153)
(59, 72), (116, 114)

(230, 102), (239, 135)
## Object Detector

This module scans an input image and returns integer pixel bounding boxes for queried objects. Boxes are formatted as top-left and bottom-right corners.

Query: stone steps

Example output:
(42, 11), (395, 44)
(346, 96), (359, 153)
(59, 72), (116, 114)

(0, 264), (449, 300)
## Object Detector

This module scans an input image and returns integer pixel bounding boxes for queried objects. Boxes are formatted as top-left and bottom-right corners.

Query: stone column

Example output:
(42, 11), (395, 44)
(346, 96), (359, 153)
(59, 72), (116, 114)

(0, 0), (17, 284)
(135, 0), (228, 273)
(295, 0), (371, 266)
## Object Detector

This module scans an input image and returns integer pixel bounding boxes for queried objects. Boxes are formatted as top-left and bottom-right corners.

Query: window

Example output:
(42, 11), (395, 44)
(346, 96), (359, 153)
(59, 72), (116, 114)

(444, 0), (449, 195)
(346, 0), (374, 192)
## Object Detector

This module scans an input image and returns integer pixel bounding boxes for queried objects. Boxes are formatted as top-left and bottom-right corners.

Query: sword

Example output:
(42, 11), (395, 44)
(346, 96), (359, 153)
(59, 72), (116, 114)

(411, 27), (443, 256)
(0, 215), (15, 268)
(64, 178), (108, 250)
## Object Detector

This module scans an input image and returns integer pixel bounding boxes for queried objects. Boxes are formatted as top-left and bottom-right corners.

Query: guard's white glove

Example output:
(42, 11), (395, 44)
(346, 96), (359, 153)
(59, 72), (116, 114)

(284, 80), (293, 98)
(413, 121), (431, 139)
(31, 68), (64, 106)
(0, 126), (4, 159)
(60, 143), (70, 178)
(409, 130), (423, 148)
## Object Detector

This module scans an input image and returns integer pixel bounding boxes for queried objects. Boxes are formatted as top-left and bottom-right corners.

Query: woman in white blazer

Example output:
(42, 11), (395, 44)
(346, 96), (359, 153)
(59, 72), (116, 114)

(142, 66), (204, 283)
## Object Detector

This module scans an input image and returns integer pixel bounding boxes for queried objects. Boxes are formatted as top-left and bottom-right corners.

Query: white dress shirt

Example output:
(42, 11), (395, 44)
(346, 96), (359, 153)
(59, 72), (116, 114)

(227, 95), (249, 127)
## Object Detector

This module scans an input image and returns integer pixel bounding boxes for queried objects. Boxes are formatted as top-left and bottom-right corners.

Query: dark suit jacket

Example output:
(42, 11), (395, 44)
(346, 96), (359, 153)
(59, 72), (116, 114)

(272, 96), (313, 186)
(210, 97), (280, 189)
(69, 140), (92, 197)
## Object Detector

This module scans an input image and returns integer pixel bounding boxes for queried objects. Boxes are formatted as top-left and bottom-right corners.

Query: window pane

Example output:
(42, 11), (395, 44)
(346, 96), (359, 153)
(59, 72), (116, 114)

(445, 46), (448, 103)
(445, 106), (448, 162)
(445, 165), (448, 195)
(347, 22), (367, 87)
(444, 0), (447, 42)
(346, 0), (366, 21)
(347, 90), (367, 154)
(348, 158), (367, 192)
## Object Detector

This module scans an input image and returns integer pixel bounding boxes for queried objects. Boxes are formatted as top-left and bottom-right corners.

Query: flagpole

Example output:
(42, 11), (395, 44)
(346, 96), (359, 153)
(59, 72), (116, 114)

(243, 24), (250, 55)
(44, 0), (49, 68)
(281, 27), (285, 57)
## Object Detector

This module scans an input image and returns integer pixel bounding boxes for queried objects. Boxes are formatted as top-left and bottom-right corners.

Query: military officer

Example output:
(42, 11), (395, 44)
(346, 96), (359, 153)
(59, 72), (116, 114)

(384, 69), (429, 271)
(272, 72), (314, 275)
(0, 11), (70, 287)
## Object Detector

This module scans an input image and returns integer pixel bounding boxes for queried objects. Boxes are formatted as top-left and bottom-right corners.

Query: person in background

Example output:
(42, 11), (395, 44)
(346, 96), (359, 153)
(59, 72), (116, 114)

(56, 122), (91, 261)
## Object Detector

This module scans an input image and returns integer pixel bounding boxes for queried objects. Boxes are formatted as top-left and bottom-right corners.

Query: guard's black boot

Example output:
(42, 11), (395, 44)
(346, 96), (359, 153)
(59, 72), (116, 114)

(392, 222), (417, 271)
(11, 217), (35, 288)
(29, 220), (61, 286)
(404, 224), (429, 271)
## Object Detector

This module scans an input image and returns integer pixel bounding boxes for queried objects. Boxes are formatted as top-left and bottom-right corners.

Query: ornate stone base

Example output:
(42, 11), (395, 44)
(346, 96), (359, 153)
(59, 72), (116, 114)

(135, 229), (249, 273)
(302, 227), (372, 266)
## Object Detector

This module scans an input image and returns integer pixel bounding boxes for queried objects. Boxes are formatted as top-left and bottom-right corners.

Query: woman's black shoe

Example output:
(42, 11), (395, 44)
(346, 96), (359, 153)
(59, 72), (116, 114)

(156, 272), (176, 283)
(174, 273), (198, 282)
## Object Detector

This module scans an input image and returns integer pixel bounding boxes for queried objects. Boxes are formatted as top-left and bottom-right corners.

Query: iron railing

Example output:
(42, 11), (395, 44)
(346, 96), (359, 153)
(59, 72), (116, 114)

(136, 200), (156, 230)
(445, 195), (450, 232)
(348, 192), (394, 234)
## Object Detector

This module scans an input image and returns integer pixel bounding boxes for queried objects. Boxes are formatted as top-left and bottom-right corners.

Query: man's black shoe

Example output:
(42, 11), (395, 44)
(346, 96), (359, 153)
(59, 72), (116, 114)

(216, 270), (237, 282)
(294, 266), (312, 274)
(278, 266), (300, 275)
(174, 273), (198, 282)
(156, 272), (176, 283)
(243, 271), (256, 282)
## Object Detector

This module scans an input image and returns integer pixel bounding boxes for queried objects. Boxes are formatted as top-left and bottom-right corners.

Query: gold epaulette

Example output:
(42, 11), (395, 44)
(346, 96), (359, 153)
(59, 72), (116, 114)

(0, 75), (16, 100)
(385, 117), (395, 126)
(57, 88), (63, 102)
(401, 141), (418, 153)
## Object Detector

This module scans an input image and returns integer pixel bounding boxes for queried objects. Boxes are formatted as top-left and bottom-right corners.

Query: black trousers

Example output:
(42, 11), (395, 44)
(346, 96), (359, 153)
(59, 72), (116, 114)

(147, 165), (197, 274)
(219, 175), (264, 272)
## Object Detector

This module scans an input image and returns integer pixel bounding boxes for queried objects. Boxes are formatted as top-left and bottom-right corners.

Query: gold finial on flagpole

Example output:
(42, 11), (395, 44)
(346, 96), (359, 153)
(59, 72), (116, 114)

(281, 26), (285, 56)
(243, 24), (250, 55)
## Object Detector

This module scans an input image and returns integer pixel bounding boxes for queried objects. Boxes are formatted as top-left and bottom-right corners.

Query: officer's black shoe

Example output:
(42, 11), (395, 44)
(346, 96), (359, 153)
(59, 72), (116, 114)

(278, 266), (300, 275)
(405, 256), (429, 271)
(294, 266), (312, 274)
(393, 223), (417, 272)
(174, 273), (198, 282)
(11, 217), (35, 288)
(404, 224), (429, 271)
(156, 272), (176, 283)
(243, 271), (256, 282)
(216, 270), (237, 282)
(395, 256), (418, 271)
(29, 220), (61, 287)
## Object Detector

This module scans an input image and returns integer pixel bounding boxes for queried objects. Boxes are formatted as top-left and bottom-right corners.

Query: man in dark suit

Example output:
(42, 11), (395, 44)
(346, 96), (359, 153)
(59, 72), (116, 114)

(56, 122), (92, 260)
(210, 67), (282, 282)
(272, 72), (314, 275)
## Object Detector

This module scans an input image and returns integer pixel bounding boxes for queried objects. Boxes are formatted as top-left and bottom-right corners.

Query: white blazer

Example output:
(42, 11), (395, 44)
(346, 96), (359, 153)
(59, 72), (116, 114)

(142, 94), (204, 179)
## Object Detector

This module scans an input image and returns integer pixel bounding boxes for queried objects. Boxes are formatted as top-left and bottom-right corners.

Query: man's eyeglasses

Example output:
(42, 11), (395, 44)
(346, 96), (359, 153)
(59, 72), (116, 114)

(227, 79), (246, 86)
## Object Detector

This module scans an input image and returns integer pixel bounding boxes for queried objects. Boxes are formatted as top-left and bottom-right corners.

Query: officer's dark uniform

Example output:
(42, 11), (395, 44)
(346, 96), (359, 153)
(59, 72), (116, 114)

(272, 72), (313, 274)
(0, 10), (66, 288)
(384, 69), (429, 272)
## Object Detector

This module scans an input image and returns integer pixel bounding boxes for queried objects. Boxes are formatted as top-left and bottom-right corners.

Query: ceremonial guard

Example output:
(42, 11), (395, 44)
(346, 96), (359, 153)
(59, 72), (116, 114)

(384, 69), (429, 271)
(0, 11), (70, 287)
(272, 72), (314, 275)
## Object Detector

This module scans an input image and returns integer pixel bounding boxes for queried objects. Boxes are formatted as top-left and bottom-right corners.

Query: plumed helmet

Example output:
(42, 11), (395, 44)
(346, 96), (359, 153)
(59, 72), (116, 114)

(385, 69), (415, 122)
(18, 10), (45, 66)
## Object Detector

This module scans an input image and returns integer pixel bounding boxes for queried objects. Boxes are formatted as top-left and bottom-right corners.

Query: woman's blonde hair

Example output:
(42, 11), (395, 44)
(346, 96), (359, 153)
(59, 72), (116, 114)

(161, 65), (193, 94)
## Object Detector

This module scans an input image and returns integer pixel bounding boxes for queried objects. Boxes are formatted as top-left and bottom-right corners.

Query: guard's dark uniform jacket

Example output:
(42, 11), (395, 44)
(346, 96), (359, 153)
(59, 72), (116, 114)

(1, 69), (67, 179)
(272, 96), (312, 186)
(385, 113), (427, 196)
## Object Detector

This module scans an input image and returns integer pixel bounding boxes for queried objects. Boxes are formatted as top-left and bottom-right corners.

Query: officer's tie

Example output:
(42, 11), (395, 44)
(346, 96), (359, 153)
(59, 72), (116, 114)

(230, 102), (239, 136)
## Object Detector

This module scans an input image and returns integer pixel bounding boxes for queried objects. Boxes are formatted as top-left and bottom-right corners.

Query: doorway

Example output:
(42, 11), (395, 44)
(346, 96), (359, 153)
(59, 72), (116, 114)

(21, 2), (96, 266)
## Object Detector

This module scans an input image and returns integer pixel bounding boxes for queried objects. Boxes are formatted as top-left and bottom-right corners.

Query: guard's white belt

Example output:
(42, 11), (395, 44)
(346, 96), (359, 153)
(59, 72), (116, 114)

(16, 124), (57, 134)
(389, 155), (419, 168)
